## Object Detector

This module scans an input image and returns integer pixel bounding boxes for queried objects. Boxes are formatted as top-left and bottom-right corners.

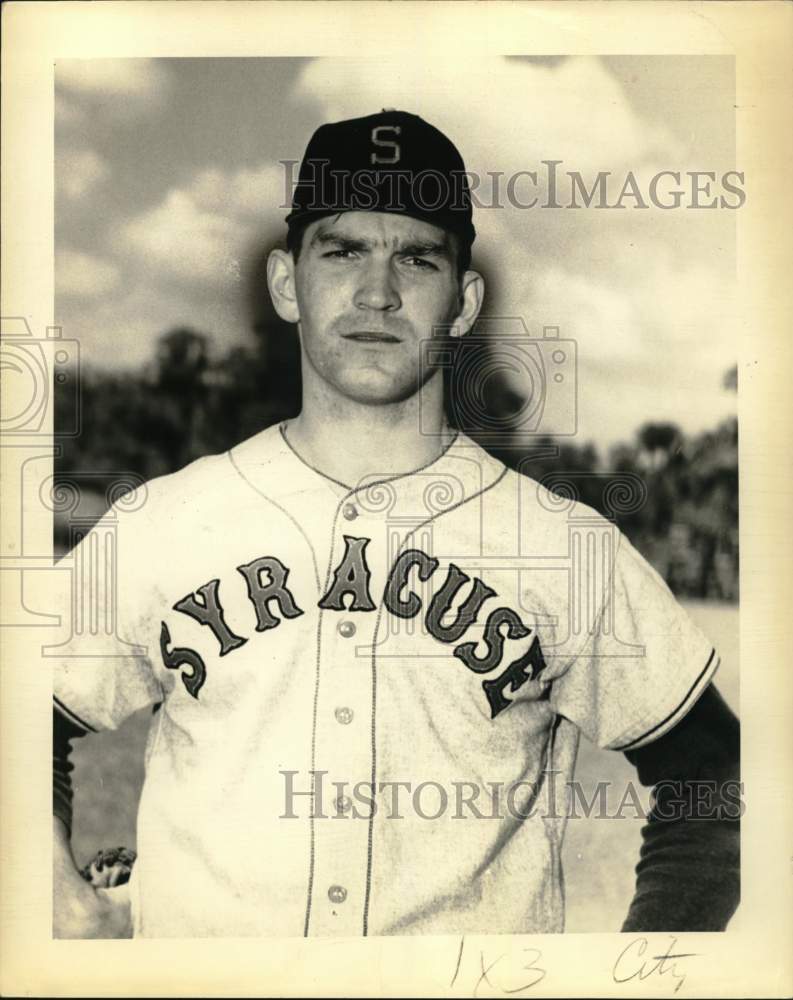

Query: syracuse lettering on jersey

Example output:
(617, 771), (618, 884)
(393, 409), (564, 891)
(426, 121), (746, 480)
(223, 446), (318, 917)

(159, 535), (547, 719)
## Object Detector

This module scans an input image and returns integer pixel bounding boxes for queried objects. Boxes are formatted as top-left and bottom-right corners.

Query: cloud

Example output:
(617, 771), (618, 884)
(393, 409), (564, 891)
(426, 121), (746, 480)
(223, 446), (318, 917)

(121, 189), (244, 286)
(55, 92), (85, 129)
(56, 279), (249, 371)
(119, 164), (285, 286)
(190, 165), (290, 219)
(55, 59), (172, 122)
(56, 248), (120, 299)
(57, 148), (109, 200)
(291, 55), (682, 176)
(56, 58), (171, 101)
(504, 243), (737, 448)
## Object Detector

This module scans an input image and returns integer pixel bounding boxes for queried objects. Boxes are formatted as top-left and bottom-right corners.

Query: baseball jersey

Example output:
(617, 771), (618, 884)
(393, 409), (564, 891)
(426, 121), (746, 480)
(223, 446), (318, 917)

(53, 423), (720, 937)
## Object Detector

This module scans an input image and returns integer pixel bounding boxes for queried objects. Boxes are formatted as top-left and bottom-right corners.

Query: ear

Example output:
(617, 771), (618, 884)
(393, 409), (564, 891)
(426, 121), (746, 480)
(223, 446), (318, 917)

(451, 269), (485, 337)
(267, 249), (301, 324)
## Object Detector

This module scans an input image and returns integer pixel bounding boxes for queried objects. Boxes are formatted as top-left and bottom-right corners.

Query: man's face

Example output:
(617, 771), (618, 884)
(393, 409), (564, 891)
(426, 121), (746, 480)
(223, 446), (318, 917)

(289, 211), (470, 405)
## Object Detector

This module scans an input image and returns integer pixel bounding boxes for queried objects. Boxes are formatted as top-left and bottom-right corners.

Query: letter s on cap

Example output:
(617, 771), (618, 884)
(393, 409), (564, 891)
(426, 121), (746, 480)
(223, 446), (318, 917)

(371, 125), (401, 165)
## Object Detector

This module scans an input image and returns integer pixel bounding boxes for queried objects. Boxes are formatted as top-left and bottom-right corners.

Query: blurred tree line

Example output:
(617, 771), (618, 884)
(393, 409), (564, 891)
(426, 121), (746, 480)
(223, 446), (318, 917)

(55, 325), (738, 601)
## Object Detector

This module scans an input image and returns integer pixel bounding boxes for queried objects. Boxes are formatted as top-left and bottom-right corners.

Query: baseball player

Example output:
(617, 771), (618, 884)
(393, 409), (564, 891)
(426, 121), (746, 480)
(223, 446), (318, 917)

(53, 111), (740, 938)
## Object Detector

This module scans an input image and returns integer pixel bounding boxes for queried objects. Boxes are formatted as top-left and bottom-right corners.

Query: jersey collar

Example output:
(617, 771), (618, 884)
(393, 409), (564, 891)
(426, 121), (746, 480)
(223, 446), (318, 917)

(228, 420), (506, 521)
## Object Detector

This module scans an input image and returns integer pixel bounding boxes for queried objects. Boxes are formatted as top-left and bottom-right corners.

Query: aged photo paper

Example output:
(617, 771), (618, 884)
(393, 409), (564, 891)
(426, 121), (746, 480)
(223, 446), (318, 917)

(1, 1), (791, 996)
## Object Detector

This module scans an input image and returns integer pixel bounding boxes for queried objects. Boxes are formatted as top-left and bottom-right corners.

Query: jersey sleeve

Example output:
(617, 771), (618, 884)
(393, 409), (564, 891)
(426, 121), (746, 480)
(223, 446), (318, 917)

(52, 498), (163, 733)
(548, 529), (720, 750)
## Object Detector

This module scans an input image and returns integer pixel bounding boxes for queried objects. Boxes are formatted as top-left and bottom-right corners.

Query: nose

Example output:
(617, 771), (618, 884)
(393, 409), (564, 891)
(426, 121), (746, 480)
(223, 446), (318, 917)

(353, 259), (401, 312)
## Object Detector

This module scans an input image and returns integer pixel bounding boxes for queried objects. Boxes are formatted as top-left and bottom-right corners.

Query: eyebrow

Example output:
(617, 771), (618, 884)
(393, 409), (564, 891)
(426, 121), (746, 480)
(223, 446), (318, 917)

(310, 230), (452, 259)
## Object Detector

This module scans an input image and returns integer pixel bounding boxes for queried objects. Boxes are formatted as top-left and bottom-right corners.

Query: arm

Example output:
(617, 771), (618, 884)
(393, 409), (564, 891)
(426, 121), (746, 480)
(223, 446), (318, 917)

(620, 683), (740, 932)
(52, 708), (132, 938)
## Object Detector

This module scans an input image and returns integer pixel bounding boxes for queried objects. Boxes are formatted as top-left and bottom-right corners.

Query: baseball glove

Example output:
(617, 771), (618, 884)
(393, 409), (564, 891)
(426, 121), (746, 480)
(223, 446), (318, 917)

(80, 847), (137, 889)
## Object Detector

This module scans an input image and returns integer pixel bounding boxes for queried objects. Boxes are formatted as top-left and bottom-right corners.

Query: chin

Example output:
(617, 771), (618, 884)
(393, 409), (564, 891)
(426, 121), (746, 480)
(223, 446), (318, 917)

(336, 370), (421, 406)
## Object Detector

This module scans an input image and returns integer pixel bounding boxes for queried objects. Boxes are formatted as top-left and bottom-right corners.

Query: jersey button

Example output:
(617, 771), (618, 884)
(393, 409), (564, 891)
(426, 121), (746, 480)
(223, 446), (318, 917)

(338, 620), (356, 638)
(335, 795), (352, 815)
(334, 706), (354, 725)
(342, 503), (358, 521)
(328, 885), (347, 904)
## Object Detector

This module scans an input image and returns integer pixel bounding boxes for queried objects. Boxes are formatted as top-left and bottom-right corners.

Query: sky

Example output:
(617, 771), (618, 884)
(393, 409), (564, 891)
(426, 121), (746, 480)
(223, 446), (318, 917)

(55, 55), (738, 451)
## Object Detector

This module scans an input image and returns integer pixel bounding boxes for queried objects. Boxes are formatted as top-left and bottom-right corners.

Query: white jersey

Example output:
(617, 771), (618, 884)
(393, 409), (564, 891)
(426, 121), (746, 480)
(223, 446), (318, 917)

(53, 423), (719, 937)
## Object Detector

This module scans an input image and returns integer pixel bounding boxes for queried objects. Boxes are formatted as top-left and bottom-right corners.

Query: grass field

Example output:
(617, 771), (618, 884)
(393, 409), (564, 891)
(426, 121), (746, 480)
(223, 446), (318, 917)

(69, 600), (738, 933)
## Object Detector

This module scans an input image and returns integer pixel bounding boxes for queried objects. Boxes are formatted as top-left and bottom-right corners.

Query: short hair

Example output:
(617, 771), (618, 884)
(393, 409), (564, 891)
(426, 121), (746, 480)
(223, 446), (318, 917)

(286, 217), (472, 282)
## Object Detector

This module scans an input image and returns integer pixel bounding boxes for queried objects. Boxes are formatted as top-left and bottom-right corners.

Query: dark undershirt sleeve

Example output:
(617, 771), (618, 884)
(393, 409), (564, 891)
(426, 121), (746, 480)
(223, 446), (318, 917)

(620, 683), (741, 932)
(53, 706), (89, 838)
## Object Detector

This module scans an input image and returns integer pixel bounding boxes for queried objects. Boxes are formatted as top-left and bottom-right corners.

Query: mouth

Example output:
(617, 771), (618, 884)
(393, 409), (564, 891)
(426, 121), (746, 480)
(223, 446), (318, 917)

(341, 332), (402, 344)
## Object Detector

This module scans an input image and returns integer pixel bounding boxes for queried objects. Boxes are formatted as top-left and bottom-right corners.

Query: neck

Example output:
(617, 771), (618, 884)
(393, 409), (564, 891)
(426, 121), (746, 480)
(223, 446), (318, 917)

(284, 376), (454, 488)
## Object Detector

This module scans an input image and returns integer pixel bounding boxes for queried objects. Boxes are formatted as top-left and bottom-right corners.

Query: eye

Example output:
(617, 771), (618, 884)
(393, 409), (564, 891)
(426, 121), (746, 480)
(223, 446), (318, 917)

(402, 256), (438, 271)
(322, 249), (358, 260)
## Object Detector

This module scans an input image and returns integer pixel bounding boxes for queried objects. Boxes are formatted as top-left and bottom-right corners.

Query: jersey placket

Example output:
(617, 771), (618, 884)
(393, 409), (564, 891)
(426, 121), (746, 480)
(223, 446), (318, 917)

(306, 493), (385, 936)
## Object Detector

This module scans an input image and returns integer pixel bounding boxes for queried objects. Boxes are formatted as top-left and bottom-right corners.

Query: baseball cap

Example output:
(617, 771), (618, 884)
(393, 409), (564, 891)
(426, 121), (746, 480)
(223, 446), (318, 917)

(285, 110), (476, 247)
